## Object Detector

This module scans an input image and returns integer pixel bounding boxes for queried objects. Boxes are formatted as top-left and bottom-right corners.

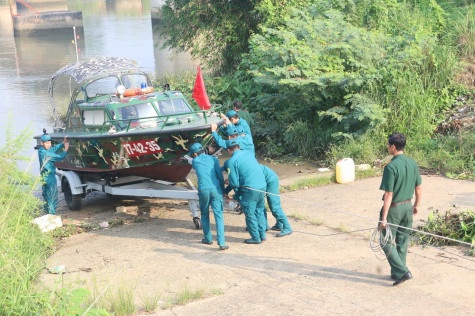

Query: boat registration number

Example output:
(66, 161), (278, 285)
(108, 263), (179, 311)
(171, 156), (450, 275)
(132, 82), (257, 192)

(122, 139), (162, 157)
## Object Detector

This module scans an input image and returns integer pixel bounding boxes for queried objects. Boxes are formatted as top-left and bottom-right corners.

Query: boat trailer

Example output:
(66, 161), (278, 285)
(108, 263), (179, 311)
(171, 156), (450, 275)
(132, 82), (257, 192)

(56, 169), (203, 229)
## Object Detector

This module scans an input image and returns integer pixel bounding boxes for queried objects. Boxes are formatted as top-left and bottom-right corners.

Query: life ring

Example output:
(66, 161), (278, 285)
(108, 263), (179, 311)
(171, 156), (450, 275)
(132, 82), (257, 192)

(123, 86), (154, 97)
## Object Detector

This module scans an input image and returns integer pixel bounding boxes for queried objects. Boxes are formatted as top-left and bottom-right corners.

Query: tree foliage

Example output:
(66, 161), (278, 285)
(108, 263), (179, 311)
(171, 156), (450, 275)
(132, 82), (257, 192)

(158, 0), (307, 73)
(158, 0), (473, 171)
(158, 0), (257, 73)
(207, 0), (462, 157)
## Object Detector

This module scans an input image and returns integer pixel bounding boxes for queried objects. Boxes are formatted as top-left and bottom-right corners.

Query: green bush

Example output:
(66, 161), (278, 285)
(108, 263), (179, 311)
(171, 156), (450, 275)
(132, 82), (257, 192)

(326, 131), (385, 166)
(157, 0), (474, 174)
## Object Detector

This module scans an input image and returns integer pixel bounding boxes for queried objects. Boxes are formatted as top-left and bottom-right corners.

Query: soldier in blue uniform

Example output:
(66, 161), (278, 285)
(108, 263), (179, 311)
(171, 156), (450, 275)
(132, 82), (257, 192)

(260, 164), (293, 237)
(225, 139), (266, 244)
(225, 110), (252, 137)
(38, 134), (69, 215)
(189, 143), (229, 250)
(218, 110), (253, 139)
(211, 123), (255, 155)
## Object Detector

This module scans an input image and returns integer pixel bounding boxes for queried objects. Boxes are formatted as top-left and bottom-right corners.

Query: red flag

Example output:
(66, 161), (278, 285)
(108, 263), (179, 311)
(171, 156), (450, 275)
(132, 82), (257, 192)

(192, 66), (211, 110)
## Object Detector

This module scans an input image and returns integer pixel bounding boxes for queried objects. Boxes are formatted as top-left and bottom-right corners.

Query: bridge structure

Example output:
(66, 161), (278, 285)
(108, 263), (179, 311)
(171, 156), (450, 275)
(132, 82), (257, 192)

(8, 0), (82, 37)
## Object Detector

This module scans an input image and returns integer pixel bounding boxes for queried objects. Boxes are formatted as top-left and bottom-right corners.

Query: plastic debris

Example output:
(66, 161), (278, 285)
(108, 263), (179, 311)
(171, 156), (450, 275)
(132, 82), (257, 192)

(356, 164), (371, 171)
(49, 265), (65, 274)
(99, 221), (109, 228)
(32, 214), (62, 232)
(317, 168), (330, 172)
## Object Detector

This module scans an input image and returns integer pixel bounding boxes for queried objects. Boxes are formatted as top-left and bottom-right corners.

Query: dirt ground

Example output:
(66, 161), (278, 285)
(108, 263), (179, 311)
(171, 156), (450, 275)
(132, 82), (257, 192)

(40, 164), (475, 315)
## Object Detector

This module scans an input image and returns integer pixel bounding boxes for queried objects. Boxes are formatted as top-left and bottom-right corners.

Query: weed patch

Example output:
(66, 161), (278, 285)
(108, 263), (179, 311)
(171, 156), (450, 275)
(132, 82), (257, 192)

(141, 293), (161, 312)
(414, 209), (475, 255)
(282, 175), (334, 192)
(174, 287), (206, 306)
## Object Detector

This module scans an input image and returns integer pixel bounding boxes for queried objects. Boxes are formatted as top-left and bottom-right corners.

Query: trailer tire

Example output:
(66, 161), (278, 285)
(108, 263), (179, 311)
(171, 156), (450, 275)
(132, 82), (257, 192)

(193, 217), (202, 230)
(62, 178), (81, 211)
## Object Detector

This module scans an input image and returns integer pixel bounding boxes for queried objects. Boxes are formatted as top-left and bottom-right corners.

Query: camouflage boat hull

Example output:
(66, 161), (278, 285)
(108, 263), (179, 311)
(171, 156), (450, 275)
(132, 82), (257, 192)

(36, 125), (216, 182)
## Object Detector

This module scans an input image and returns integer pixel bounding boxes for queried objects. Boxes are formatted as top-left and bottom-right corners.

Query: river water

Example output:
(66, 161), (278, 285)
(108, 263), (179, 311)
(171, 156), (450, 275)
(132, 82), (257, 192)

(0, 0), (196, 174)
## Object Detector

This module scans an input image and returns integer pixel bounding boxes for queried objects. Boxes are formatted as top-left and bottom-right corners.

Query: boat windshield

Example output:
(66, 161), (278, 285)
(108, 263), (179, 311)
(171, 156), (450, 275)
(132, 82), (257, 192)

(116, 103), (158, 120)
(85, 76), (120, 98)
(154, 99), (192, 116)
(121, 74), (149, 89)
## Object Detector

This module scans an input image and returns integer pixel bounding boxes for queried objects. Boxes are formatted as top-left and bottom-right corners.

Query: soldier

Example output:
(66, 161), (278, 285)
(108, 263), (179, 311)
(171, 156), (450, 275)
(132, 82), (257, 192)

(260, 164), (292, 237)
(219, 110), (252, 138)
(225, 139), (266, 244)
(38, 134), (69, 215)
(232, 100), (254, 127)
(189, 143), (229, 250)
(211, 123), (255, 155)
(379, 133), (422, 286)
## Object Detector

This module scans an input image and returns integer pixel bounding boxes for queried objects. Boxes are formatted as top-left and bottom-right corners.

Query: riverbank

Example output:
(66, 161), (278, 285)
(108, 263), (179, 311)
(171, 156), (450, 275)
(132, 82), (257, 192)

(39, 172), (475, 315)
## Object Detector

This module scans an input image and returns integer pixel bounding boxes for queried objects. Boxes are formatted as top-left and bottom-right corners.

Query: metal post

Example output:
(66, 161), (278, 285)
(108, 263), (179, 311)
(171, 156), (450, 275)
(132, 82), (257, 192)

(9, 0), (18, 16)
(73, 26), (79, 62)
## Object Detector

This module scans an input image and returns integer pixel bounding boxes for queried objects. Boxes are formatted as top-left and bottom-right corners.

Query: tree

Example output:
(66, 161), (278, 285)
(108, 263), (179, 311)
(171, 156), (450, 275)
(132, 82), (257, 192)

(158, 0), (308, 74)
(158, 0), (259, 73)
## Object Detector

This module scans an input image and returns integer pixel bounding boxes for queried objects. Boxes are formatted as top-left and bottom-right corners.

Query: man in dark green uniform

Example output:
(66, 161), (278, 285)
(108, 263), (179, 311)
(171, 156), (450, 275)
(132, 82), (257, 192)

(379, 133), (422, 286)
(233, 100), (254, 127)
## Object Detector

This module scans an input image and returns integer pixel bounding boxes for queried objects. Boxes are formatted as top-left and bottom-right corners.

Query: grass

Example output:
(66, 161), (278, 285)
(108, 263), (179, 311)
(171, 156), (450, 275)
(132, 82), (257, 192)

(210, 288), (224, 295)
(282, 174), (334, 192)
(335, 225), (350, 233)
(288, 213), (307, 221)
(0, 122), (55, 314)
(355, 168), (381, 179)
(288, 213), (324, 226)
(141, 293), (161, 312)
(82, 281), (214, 313)
(105, 285), (136, 315)
(174, 287), (206, 306)
(50, 224), (82, 238)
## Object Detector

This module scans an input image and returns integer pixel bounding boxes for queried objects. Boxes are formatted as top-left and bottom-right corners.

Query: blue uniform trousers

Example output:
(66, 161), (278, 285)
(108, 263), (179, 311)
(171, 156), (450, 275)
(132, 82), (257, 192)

(42, 174), (58, 215)
(266, 181), (292, 230)
(199, 189), (226, 246)
(240, 188), (266, 241)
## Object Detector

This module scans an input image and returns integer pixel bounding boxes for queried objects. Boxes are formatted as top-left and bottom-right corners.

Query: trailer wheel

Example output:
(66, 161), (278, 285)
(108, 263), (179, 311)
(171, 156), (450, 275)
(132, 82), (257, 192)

(62, 178), (81, 211)
(193, 217), (202, 230)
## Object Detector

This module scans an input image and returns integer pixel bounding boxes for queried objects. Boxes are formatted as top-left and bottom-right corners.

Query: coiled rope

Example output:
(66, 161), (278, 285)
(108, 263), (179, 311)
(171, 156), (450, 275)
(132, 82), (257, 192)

(369, 227), (393, 261)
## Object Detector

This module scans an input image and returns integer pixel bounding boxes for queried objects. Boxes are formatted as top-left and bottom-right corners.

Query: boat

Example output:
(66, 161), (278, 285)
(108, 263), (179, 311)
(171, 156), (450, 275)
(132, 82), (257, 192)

(34, 57), (223, 183)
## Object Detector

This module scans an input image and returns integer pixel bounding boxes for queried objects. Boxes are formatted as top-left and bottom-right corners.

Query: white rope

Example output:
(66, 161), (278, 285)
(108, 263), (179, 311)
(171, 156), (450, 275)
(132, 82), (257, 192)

(369, 227), (393, 261)
(241, 186), (474, 247)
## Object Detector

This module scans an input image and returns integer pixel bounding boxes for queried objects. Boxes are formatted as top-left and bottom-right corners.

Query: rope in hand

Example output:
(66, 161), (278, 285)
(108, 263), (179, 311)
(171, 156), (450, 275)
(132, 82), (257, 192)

(369, 227), (393, 261)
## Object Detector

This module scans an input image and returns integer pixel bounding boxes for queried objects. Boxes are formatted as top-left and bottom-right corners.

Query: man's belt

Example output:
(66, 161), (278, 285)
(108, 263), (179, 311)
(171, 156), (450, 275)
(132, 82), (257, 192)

(390, 199), (411, 207)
